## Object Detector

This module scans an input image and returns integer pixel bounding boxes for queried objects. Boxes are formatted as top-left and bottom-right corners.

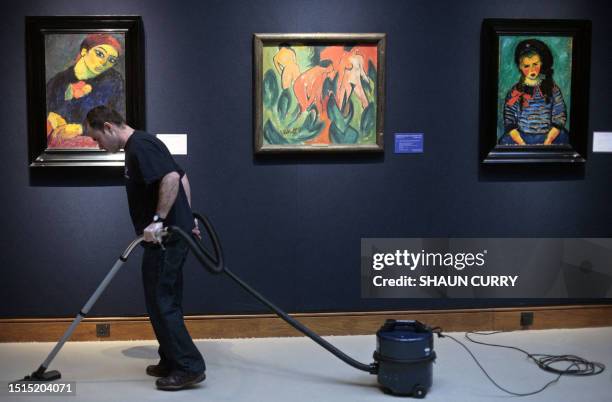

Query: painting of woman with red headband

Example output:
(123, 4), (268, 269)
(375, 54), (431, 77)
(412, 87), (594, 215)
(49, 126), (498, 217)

(497, 37), (572, 146)
(45, 33), (125, 148)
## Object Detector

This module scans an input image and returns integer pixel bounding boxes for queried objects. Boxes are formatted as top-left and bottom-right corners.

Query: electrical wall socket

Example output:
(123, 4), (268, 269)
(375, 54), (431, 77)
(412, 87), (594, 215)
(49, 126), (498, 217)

(96, 323), (110, 337)
(520, 312), (534, 327)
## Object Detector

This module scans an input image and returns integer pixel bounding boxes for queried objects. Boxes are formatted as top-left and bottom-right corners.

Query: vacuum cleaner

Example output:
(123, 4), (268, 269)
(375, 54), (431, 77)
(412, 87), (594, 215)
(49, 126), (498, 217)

(21, 212), (436, 398)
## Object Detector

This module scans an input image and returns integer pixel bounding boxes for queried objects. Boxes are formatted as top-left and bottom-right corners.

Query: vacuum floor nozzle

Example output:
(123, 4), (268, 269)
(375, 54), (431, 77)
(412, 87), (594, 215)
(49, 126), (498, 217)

(22, 366), (62, 382)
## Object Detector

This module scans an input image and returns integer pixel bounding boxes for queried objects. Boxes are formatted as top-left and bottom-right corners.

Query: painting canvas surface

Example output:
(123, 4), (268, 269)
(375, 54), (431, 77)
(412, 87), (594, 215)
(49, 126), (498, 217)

(496, 35), (573, 146)
(44, 33), (126, 149)
(261, 44), (378, 147)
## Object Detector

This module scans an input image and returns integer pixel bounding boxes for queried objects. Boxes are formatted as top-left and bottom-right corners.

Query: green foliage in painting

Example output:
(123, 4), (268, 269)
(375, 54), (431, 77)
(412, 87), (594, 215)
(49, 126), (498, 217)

(276, 89), (292, 122)
(330, 121), (360, 144)
(328, 97), (353, 133)
(360, 103), (376, 139)
(263, 69), (279, 109)
(328, 97), (358, 144)
(263, 71), (323, 144)
(298, 106), (325, 141)
(367, 61), (377, 86)
(263, 120), (289, 144)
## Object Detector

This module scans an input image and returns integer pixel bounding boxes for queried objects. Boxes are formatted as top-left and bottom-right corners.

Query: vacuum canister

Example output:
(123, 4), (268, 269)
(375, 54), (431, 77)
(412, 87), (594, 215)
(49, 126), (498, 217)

(374, 319), (436, 398)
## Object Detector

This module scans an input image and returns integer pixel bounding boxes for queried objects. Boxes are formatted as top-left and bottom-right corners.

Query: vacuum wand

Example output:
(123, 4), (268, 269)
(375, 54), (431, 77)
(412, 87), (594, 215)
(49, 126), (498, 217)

(164, 213), (378, 375)
(22, 236), (145, 382)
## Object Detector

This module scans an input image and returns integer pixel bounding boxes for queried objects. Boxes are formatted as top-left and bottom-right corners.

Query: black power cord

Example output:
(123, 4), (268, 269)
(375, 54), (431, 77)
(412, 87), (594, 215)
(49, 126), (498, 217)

(430, 327), (606, 397)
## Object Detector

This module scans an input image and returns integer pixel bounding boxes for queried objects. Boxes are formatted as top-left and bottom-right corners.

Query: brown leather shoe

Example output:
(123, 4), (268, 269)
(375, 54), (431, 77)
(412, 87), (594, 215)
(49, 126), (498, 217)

(146, 363), (172, 377)
(155, 371), (206, 391)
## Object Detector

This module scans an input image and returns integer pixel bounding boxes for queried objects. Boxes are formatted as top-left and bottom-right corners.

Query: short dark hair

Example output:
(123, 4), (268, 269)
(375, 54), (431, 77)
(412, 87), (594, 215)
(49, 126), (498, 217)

(85, 105), (126, 132)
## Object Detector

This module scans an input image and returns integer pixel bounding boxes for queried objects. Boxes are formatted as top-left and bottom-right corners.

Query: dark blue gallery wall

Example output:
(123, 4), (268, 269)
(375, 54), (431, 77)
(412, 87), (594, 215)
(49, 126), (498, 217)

(1, 0), (611, 318)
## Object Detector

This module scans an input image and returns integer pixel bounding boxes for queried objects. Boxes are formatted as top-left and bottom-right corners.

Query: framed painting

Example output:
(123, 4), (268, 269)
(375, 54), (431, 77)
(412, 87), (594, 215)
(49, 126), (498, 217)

(253, 33), (386, 154)
(26, 16), (144, 167)
(480, 19), (591, 164)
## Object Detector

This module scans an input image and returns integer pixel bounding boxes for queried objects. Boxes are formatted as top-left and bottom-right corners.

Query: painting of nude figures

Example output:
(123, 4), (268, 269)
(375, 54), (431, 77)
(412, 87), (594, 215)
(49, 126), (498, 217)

(254, 34), (386, 153)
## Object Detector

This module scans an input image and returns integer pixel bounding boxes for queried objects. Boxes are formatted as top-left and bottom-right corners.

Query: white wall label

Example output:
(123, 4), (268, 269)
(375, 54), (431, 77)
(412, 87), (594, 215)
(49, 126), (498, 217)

(593, 132), (612, 153)
(156, 134), (187, 155)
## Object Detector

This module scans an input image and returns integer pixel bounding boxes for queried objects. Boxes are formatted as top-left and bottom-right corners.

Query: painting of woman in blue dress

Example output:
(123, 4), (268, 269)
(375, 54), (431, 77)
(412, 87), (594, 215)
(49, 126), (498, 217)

(45, 33), (125, 148)
(498, 38), (569, 146)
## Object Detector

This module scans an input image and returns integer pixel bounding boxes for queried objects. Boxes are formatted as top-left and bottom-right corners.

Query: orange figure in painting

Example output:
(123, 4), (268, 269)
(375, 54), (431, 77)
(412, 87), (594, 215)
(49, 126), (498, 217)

(273, 45), (301, 90)
(293, 62), (335, 144)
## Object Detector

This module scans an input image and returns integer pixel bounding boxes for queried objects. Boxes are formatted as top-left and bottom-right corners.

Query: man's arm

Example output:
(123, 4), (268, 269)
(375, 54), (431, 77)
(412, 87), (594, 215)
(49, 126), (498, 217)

(156, 171), (181, 218)
(142, 171), (181, 243)
(181, 173), (202, 238)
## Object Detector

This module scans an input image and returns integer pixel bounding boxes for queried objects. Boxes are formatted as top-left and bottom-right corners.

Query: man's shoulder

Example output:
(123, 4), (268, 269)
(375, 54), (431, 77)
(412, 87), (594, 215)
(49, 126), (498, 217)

(131, 130), (151, 140)
(125, 131), (150, 154)
(128, 131), (170, 155)
(130, 130), (158, 145)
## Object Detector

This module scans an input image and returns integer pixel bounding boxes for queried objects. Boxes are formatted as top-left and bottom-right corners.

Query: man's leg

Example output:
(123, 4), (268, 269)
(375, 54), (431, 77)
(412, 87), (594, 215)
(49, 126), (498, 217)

(142, 246), (174, 371)
(151, 237), (206, 375)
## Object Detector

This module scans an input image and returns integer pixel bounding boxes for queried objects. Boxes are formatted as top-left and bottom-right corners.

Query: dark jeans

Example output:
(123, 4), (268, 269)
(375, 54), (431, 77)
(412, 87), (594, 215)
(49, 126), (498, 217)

(141, 236), (205, 375)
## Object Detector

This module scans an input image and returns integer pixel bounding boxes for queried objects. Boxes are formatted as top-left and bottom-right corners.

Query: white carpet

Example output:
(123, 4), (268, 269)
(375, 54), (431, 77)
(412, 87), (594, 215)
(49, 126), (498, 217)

(0, 327), (610, 402)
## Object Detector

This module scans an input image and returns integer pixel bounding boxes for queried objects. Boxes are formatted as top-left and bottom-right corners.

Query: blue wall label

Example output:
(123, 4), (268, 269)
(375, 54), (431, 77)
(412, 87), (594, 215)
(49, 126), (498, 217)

(394, 133), (424, 153)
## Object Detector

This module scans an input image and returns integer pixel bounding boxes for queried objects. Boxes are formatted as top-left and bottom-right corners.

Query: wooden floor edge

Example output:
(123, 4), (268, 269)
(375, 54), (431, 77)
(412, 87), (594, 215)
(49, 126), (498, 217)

(1, 304), (610, 342)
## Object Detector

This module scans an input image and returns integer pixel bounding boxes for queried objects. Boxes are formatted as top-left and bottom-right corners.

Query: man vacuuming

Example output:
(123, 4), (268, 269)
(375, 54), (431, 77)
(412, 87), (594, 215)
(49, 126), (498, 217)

(84, 105), (206, 391)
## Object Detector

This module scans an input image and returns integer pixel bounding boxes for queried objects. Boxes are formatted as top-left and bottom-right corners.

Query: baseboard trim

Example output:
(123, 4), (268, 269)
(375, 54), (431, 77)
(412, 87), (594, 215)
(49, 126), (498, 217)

(1, 304), (610, 342)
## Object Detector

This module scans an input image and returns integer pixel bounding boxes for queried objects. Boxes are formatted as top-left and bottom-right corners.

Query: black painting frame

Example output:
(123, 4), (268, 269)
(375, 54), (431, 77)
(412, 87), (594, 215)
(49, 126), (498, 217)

(26, 16), (145, 167)
(480, 19), (591, 164)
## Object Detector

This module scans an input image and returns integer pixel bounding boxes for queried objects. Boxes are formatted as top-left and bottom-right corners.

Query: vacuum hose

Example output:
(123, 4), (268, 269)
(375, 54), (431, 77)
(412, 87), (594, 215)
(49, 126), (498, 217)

(163, 213), (378, 374)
